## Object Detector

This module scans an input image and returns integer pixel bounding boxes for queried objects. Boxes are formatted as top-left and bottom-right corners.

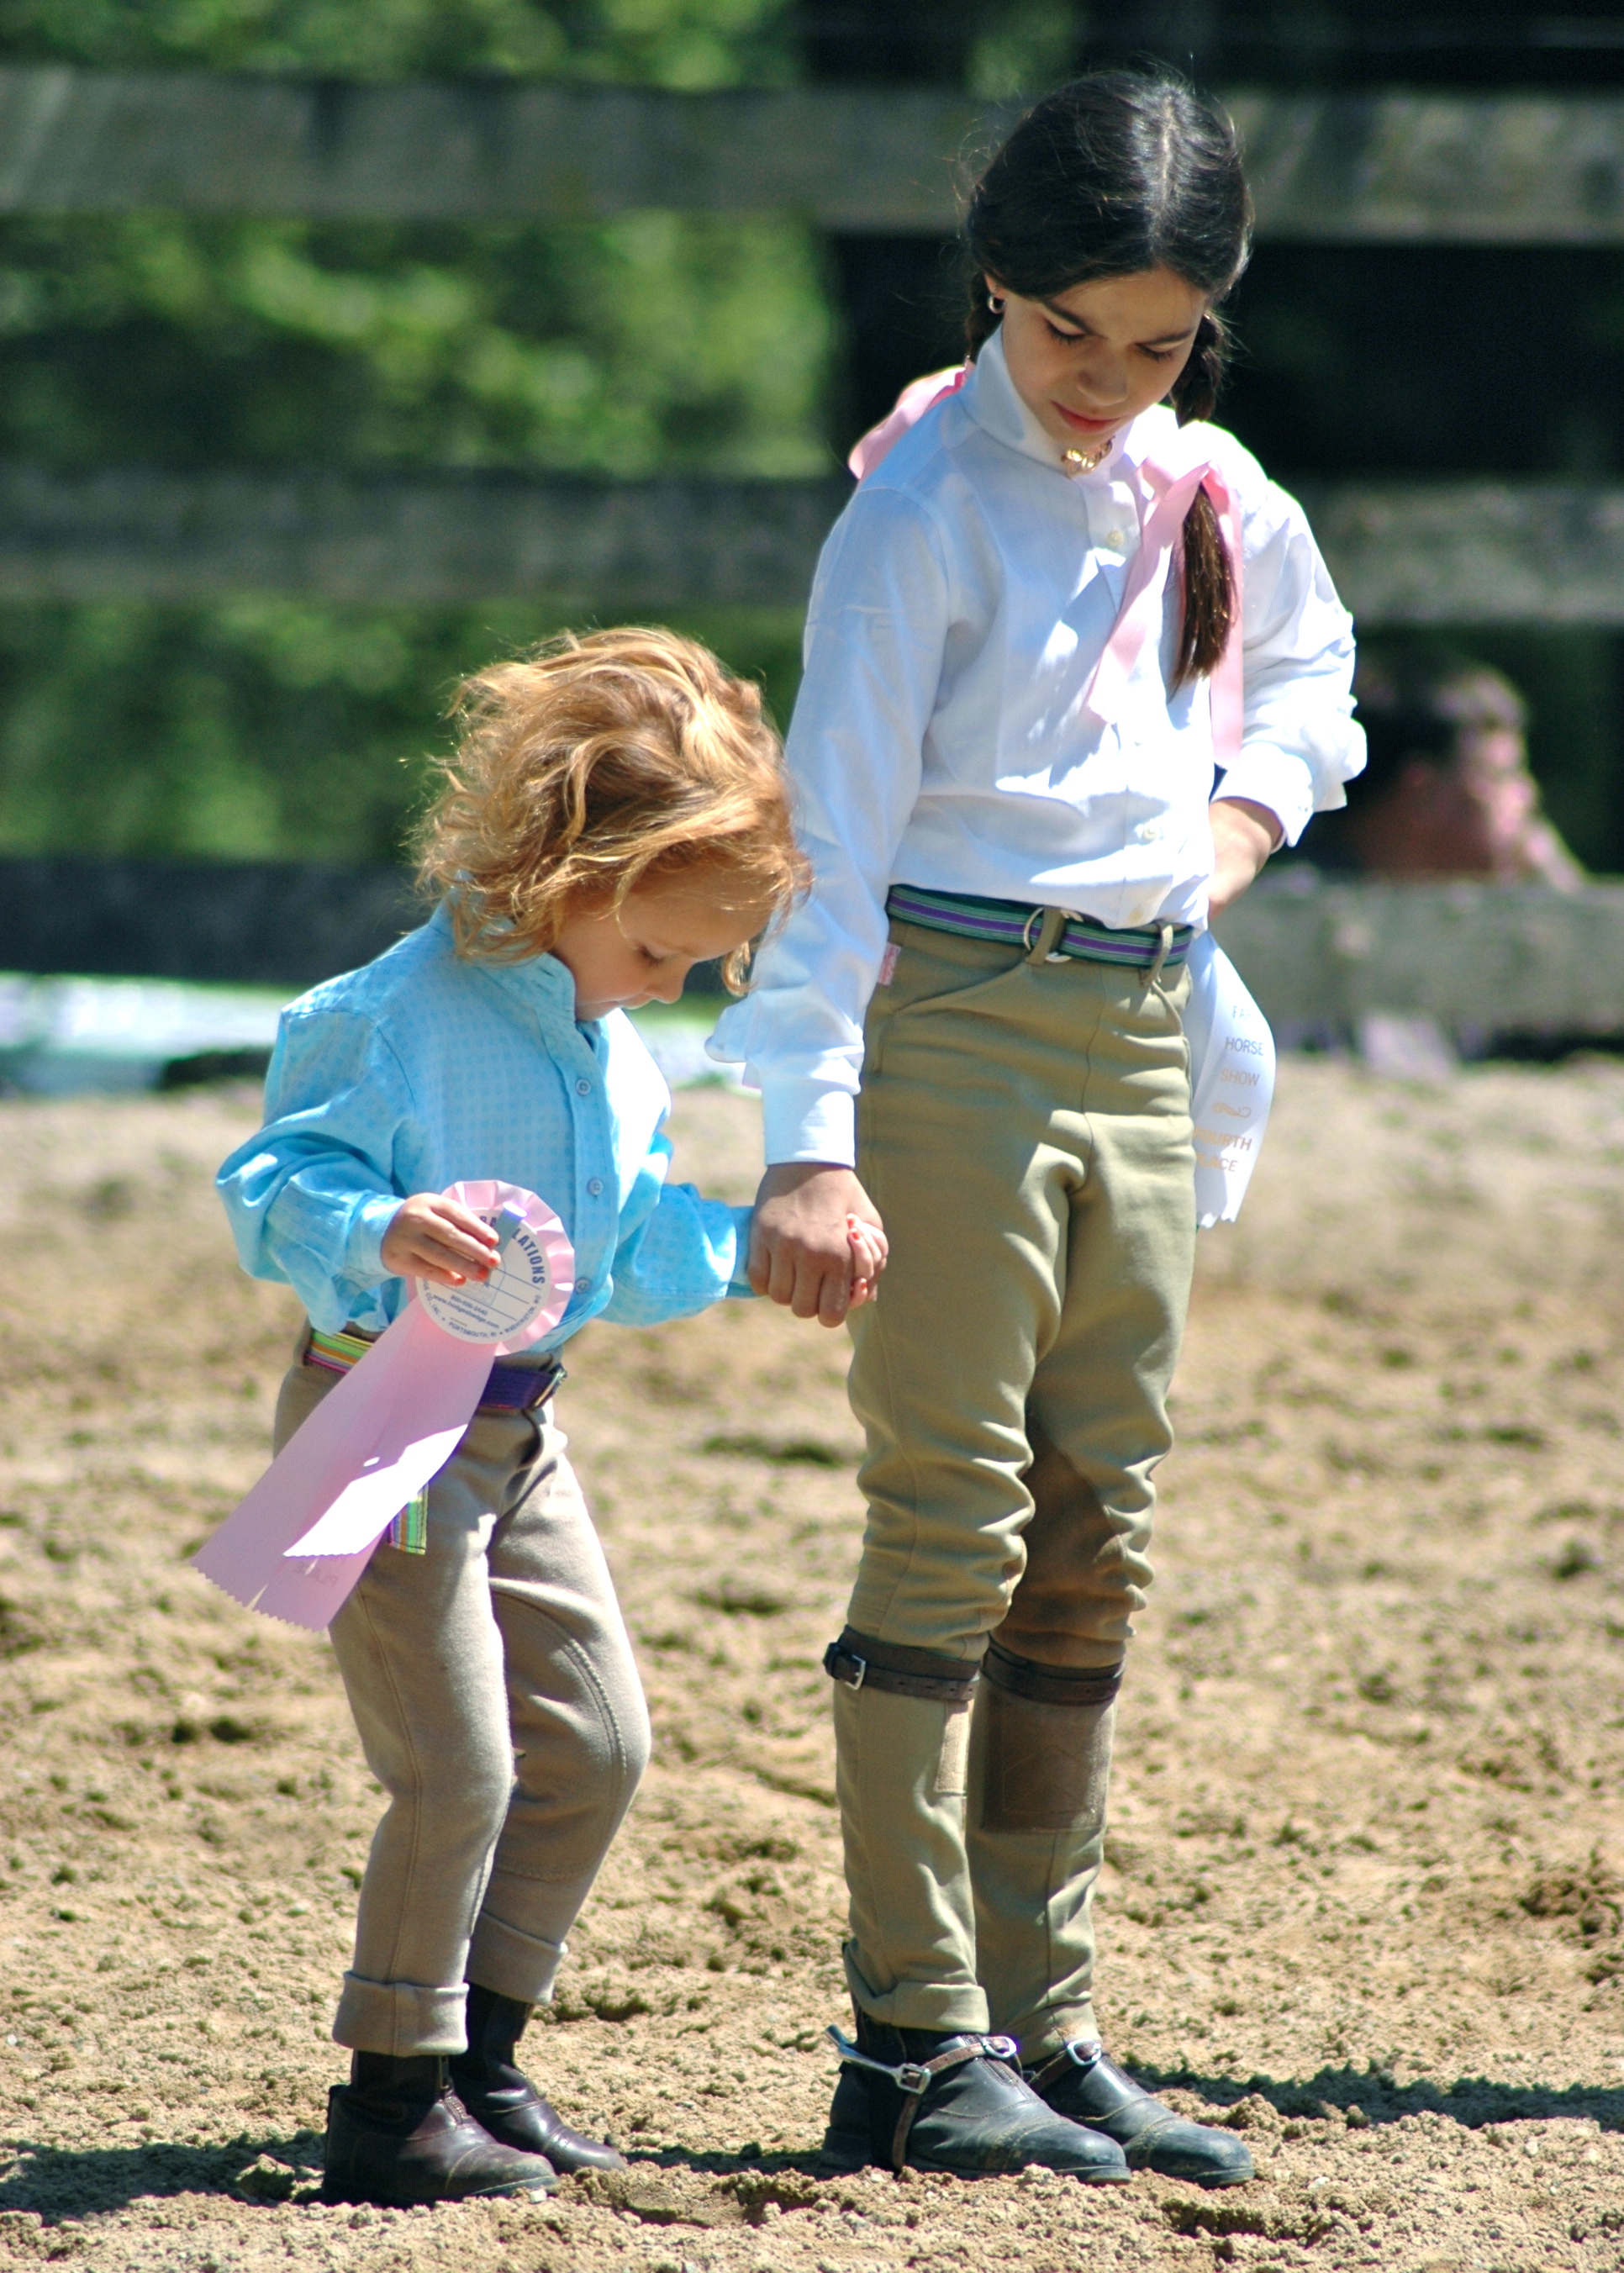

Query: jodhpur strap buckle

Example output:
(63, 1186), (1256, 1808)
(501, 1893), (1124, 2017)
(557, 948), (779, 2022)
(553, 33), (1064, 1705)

(822, 1627), (980, 1705)
(823, 1639), (868, 1690)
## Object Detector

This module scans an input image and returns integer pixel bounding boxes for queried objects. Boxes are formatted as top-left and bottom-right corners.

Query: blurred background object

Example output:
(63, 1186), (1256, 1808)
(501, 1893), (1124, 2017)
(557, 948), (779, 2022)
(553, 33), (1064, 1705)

(1307, 646), (1586, 887)
(1, 0), (1623, 1084)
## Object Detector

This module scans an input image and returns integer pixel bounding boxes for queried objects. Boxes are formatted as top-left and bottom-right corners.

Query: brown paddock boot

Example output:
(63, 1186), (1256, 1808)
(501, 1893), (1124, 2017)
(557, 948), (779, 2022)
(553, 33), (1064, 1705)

(451, 1982), (626, 2173)
(320, 2050), (559, 2207)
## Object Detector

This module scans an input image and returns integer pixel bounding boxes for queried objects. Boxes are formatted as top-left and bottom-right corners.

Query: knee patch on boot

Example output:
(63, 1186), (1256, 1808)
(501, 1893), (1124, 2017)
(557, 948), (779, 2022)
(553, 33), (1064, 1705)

(978, 1648), (1122, 1835)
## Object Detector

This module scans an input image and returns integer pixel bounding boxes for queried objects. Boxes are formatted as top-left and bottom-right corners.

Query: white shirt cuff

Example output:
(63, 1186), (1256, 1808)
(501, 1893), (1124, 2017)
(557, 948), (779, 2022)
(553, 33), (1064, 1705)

(1214, 748), (1317, 848)
(762, 1079), (857, 1168)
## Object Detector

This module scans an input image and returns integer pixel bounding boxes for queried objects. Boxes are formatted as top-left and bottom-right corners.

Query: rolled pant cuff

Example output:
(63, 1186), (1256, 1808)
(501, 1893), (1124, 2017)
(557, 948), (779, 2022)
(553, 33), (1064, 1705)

(334, 1973), (467, 2057)
(843, 1943), (989, 2038)
(468, 1912), (568, 2007)
(1017, 2001), (1101, 2065)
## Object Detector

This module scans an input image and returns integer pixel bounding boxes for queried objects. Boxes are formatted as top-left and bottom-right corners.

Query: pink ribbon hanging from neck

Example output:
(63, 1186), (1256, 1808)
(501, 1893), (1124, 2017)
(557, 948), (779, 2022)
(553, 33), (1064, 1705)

(1078, 435), (1245, 771)
(191, 1182), (573, 1631)
(847, 371), (1244, 768)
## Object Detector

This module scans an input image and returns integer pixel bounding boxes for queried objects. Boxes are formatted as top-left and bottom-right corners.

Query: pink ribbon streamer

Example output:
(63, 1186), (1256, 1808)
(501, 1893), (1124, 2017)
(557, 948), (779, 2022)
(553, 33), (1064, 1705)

(846, 372), (1243, 767)
(846, 364), (967, 481)
(192, 1181), (573, 1632)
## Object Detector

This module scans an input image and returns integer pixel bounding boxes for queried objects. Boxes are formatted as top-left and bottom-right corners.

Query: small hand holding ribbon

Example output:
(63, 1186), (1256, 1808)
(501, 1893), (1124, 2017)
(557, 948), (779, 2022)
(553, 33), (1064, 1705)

(192, 1182), (573, 1632)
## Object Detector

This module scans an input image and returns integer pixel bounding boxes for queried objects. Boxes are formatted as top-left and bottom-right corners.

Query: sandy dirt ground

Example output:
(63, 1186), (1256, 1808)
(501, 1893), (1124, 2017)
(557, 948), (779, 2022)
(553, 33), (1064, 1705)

(3, 1057), (1624, 2271)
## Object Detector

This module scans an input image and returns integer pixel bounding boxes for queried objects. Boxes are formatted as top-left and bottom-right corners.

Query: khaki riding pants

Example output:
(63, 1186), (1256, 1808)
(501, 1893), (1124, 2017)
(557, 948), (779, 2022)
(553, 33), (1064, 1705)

(274, 1346), (651, 2058)
(841, 916), (1195, 2059)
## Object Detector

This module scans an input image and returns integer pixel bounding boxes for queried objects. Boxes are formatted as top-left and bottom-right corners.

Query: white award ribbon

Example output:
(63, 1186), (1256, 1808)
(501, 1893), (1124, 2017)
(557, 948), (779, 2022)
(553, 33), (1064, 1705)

(1183, 931), (1276, 1229)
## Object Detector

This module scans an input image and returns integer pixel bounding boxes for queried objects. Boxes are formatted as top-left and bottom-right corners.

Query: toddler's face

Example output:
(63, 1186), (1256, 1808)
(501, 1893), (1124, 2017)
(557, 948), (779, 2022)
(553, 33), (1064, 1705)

(990, 264), (1208, 463)
(551, 877), (770, 1022)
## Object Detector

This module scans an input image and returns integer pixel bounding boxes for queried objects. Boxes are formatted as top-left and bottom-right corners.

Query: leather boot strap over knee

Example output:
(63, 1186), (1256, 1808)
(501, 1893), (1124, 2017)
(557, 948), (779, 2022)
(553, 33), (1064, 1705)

(824, 1627), (980, 1703)
(828, 2026), (990, 2170)
(983, 1640), (1124, 1706)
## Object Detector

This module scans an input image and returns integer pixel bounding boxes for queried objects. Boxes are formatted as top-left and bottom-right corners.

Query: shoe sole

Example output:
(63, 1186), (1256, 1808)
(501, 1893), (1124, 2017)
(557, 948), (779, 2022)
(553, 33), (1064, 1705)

(1129, 2161), (1252, 2188)
(819, 2119), (1132, 2187)
(319, 2176), (556, 2207)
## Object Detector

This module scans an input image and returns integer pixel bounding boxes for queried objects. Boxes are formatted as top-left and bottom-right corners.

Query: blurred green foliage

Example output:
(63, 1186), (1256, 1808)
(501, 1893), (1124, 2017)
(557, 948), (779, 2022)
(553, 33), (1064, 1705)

(0, 0), (798, 87)
(0, 598), (807, 861)
(0, 0), (826, 864)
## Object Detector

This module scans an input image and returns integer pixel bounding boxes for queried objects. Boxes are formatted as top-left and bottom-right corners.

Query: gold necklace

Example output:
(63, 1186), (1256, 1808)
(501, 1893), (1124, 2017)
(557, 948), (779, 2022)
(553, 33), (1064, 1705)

(1062, 438), (1113, 476)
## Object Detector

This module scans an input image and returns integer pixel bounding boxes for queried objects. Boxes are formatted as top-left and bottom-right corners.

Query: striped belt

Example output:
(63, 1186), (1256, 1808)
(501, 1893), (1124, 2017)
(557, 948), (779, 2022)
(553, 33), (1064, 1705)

(886, 884), (1194, 971)
(306, 1325), (566, 1413)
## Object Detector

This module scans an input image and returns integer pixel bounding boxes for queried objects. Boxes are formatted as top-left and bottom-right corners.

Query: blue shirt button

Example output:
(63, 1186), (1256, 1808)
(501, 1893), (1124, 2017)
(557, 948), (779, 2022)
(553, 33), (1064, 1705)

(588, 1177), (604, 1196)
(576, 1277), (592, 1295)
(575, 1078), (592, 1096)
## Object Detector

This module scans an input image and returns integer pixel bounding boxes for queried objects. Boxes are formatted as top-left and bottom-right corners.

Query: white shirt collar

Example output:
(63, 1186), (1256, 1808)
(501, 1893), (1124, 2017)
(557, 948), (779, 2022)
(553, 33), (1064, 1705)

(963, 327), (1185, 491)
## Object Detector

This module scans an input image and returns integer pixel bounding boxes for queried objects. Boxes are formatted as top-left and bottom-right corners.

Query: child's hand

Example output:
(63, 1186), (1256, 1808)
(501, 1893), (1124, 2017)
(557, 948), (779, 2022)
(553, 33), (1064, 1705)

(749, 1163), (885, 1328)
(846, 1215), (888, 1312)
(380, 1194), (501, 1288)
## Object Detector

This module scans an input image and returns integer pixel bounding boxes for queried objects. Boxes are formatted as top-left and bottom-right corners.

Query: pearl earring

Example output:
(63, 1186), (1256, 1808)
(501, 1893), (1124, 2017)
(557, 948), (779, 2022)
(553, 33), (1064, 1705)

(987, 291), (1006, 314)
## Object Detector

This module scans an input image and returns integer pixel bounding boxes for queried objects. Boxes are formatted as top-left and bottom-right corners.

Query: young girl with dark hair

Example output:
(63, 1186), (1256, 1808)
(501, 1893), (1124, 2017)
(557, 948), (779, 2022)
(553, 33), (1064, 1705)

(714, 73), (1364, 2185)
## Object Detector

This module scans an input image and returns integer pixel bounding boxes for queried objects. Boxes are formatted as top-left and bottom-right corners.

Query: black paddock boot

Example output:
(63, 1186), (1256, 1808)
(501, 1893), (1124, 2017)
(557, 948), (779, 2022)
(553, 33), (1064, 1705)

(817, 2013), (1130, 2182)
(451, 1983), (625, 2174)
(1029, 2041), (1253, 2187)
(320, 2050), (559, 2207)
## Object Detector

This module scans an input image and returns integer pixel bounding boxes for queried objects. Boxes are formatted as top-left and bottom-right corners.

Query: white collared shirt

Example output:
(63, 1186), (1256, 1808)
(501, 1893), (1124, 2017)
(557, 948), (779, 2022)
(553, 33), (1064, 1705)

(709, 326), (1365, 1165)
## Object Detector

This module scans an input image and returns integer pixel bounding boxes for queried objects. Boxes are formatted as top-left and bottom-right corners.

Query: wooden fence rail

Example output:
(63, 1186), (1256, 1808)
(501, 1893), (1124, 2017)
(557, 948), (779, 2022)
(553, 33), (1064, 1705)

(0, 462), (1616, 622)
(0, 68), (1621, 240)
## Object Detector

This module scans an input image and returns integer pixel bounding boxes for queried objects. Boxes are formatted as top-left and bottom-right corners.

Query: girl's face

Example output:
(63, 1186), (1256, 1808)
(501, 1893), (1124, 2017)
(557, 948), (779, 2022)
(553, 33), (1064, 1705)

(987, 265), (1209, 459)
(551, 874), (772, 1022)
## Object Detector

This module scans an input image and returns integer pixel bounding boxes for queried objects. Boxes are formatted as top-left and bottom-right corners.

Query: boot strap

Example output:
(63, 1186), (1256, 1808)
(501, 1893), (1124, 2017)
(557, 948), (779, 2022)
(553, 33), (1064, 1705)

(828, 2026), (1018, 2172)
(1027, 2037), (1105, 2094)
(823, 1629), (980, 1704)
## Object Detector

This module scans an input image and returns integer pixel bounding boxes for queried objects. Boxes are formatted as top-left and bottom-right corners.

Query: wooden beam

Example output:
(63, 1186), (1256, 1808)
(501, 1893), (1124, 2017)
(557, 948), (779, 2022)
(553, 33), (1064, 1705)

(1231, 92), (1624, 245)
(0, 68), (1621, 241)
(0, 463), (852, 609)
(0, 67), (999, 232)
(1300, 482), (1624, 628)
(1215, 878), (1624, 1036)
(0, 463), (1617, 623)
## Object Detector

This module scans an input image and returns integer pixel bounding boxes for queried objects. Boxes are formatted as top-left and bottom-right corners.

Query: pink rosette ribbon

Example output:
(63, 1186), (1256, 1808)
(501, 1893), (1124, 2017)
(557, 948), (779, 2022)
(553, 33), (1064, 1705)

(192, 1181), (574, 1632)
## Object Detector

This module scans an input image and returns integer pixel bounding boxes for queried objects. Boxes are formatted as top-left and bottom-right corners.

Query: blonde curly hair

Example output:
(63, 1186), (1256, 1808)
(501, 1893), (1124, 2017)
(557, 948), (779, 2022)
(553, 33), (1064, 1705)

(416, 627), (809, 989)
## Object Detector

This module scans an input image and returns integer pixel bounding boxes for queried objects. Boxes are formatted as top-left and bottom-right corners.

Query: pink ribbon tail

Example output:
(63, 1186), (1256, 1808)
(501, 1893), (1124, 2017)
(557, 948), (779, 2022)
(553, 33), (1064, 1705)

(1079, 462), (1209, 730)
(191, 1300), (493, 1631)
(1080, 448), (1246, 773)
(847, 365), (968, 482)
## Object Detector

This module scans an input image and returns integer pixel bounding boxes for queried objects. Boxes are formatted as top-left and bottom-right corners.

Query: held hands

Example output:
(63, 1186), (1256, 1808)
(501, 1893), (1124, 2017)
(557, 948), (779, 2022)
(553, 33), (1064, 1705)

(380, 1193), (501, 1288)
(1208, 796), (1284, 918)
(748, 1163), (888, 1329)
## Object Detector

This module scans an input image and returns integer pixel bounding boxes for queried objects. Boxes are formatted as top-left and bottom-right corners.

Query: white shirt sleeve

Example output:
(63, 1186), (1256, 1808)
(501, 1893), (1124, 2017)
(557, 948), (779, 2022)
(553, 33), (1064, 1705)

(709, 485), (951, 1166)
(1216, 463), (1366, 844)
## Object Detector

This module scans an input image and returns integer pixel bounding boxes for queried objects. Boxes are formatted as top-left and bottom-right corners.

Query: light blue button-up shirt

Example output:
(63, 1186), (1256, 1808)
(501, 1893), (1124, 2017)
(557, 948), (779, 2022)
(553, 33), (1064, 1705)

(217, 902), (751, 1345)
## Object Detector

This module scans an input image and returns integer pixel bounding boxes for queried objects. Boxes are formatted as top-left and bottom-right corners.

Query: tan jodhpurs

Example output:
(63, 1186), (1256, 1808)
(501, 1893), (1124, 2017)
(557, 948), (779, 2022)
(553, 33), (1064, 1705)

(274, 1345), (651, 2058)
(840, 916), (1196, 2059)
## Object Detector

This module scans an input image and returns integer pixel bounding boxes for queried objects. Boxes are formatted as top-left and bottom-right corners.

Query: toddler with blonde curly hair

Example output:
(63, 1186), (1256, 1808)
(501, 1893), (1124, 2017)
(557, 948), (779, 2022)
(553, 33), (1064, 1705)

(218, 627), (872, 2209)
